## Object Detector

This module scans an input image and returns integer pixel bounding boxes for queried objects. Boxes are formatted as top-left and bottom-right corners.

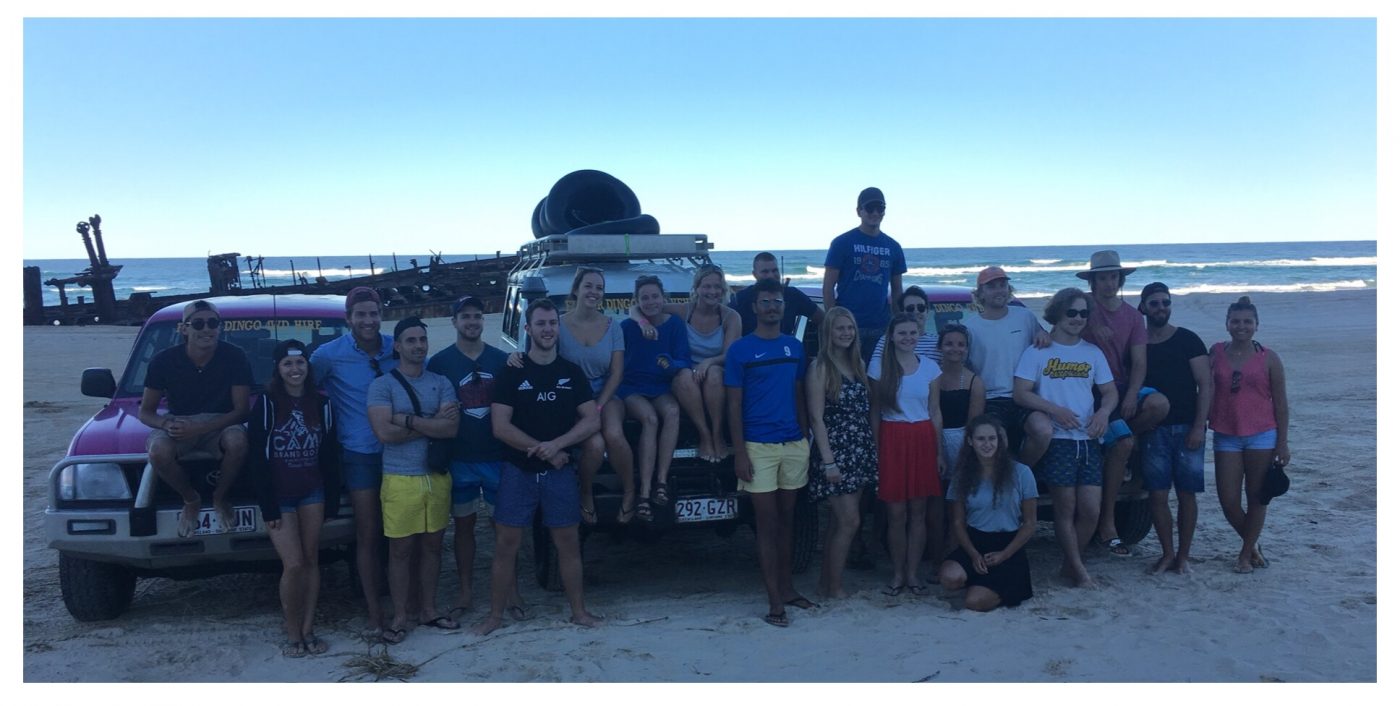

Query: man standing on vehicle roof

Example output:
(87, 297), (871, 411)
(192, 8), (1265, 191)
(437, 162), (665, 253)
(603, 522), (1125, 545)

(726, 277), (814, 628)
(474, 298), (601, 636)
(732, 251), (823, 336)
(1137, 282), (1211, 575)
(138, 299), (253, 538)
(367, 317), (461, 643)
(1076, 251), (1170, 557)
(309, 286), (397, 634)
(823, 187), (907, 363)
(426, 295), (525, 620)
(964, 267), (1054, 467)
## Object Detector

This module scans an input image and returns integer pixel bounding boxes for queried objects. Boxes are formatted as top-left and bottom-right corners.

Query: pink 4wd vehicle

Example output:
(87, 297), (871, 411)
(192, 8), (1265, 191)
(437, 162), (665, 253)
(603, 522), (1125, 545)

(46, 295), (358, 621)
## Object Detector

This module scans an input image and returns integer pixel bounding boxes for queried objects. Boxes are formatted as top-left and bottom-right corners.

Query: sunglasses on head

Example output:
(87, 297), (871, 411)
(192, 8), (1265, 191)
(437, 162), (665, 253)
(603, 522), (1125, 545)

(1063, 308), (1090, 320)
(903, 304), (927, 313)
(184, 317), (221, 330)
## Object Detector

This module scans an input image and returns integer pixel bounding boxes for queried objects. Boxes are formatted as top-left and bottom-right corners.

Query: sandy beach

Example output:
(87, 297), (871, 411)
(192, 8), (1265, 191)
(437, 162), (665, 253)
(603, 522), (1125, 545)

(21, 289), (1377, 682)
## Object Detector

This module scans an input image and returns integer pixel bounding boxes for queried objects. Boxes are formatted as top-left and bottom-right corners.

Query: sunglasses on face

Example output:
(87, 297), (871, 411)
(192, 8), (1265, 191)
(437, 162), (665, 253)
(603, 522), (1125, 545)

(1063, 308), (1090, 320)
(862, 202), (886, 214)
(1146, 299), (1172, 309)
(184, 317), (221, 330)
(903, 304), (927, 313)
(1230, 370), (1242, 393)
(758, 298), (785, 308)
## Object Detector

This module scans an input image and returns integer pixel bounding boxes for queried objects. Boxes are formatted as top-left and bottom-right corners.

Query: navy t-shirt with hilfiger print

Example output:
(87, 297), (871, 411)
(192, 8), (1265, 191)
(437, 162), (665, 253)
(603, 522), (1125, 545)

(723, 334), (807, 444)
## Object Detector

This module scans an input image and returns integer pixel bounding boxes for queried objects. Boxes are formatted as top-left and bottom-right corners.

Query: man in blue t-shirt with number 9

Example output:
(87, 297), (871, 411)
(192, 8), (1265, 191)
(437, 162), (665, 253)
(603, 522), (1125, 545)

(725, 277), (814, 628)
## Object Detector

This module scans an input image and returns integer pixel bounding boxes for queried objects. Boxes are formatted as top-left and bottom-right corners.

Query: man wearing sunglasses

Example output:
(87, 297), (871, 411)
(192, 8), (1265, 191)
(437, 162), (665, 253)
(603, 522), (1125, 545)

(1013, 287), (1117, 588)
(867, 285), (942, 369)
(823, 186), (907, 363)
(309, 286), (398, 635)
(1076, 251), (1170, 558)
(138, 299), (253, 538)
(1137, 282), (1211, 575)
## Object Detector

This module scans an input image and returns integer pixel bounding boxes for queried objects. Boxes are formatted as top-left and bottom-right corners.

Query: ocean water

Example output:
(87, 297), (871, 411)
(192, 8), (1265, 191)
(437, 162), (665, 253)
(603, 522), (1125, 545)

(25, 240), (1376, 308)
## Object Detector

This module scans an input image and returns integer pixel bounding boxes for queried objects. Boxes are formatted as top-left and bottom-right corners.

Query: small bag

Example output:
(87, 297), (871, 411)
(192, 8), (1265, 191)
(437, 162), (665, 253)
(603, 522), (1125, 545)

(389, 370), (453, 473)
(1260, 460), (1290, 505)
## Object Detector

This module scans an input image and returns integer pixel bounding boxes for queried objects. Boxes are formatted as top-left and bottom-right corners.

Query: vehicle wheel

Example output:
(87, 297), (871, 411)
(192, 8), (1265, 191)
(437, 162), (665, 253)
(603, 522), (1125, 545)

(542, 169), (641, 234)
(564, 214), (661, 236)
(791, 493), (820, 574)
(59, 552), (136, 622)
(531, 514), (562, 592)
(1115, 496), (1153, 546)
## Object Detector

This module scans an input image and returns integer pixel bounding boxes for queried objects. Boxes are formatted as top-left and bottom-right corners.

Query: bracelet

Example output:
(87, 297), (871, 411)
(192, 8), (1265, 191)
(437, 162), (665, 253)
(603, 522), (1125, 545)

(823, 462), (838, 470)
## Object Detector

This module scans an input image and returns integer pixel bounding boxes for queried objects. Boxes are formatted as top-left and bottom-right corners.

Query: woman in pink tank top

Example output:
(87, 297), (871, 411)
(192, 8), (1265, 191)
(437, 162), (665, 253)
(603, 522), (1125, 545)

(1208, 297), (1290, 574)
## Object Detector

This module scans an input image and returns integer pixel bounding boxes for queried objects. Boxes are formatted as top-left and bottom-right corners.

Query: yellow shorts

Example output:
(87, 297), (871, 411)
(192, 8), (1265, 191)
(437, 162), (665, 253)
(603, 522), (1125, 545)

(739, 440), (810, 494)
(380, 473), (450, 539)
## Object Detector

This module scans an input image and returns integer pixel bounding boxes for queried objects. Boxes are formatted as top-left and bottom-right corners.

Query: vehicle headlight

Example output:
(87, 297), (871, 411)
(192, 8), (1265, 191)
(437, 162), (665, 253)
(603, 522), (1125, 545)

(58, 463), (133, 501)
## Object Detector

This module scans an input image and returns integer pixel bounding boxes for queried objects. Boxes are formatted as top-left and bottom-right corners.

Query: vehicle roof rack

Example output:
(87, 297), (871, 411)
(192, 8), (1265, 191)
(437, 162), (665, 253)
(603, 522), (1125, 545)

(516, 233), (714, 265)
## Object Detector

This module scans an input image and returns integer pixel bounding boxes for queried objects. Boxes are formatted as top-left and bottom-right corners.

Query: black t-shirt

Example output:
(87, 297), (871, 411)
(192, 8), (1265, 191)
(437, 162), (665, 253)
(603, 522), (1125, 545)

(144, 341), (255, 415)
(492, 354), (593, 472)
(1144, 326), (1208, 426)
(731, 284), (819, 336)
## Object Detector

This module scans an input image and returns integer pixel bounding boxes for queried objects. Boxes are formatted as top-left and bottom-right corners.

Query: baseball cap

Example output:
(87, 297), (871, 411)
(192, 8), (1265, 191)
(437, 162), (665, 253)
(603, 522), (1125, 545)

(977, 266), (1010, 287)
(452, 295), (485, 315)
(1139, 281), (1171, 300)
(393, 316), (427, 340)
(345, 286), (381, 310)
(857, 187), (885, 208)
(272, 339), (308, 363)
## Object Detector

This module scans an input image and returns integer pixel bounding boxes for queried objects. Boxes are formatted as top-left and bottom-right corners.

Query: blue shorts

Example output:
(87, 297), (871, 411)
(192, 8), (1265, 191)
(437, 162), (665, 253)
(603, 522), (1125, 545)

(493, 463), (581, 529)
(1100, 386), (1158, 447)
(1213, 428), (1278, 453)
(1036, 438), (1103, 488)
(1141, 424), (1205, 493)
(278, 487), (326, 514)
(450, 460), (503, 517)
(341, 449), (384, 492)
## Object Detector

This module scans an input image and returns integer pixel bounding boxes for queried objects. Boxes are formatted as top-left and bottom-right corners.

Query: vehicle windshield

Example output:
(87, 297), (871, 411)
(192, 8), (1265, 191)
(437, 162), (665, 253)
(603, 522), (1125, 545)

(116, 316), (349, 397)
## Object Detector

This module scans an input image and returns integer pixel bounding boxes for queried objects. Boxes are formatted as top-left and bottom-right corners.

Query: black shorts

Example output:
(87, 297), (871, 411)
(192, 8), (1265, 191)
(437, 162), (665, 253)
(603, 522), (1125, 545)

(983, 397), (1031, 451)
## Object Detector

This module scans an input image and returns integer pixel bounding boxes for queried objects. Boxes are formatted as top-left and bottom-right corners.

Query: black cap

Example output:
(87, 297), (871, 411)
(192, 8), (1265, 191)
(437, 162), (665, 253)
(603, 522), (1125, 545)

(858, 187), (885, 208)
(1139, 281), (1170, 300)
(272, 338), (308, 363)
(393, 316), (427, 340)
(452, 295), (485, 315)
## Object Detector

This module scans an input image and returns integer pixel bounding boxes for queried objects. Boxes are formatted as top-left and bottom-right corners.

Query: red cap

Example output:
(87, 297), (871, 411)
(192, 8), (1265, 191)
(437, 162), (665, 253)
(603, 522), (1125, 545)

(977, 266), (1010, 286)
(345, 286), (381, 310)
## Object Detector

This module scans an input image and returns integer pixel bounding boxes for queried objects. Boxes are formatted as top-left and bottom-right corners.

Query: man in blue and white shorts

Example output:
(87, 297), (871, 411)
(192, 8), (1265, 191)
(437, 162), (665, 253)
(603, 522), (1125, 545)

(427, 295), (523, 619)
(473, 298), (601, 637)
(1138, 282), (1211, 575)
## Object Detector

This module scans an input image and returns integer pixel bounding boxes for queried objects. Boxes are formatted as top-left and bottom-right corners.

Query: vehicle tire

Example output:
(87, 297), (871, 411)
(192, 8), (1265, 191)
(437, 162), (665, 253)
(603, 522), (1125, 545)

(532, 514), (562, 592)
(791, 492), (820, 574)
(1115, 496), (1153, 546)
(564, 214), (661, 236)
(541, 169), (641, 235)
(59, 552), (136, 622)
(531, 197), (547, 239)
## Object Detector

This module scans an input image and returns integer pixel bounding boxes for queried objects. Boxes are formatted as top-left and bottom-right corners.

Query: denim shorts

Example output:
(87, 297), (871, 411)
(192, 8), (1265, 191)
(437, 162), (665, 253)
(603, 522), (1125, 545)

(1141, 424), (1205, 493)
(278, 487), (326, 514)
(1100, 387), (1158, 447)
(1036, 438), (1103, 488)
(341, 449), (383, 492)
(450, 460), (503, 517)
(493, 463), (581, 529)
(1213, 428), (1278, 453)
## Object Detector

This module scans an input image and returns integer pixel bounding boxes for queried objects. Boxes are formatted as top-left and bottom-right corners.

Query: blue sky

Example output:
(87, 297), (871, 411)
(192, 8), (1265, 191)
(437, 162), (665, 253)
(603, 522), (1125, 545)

(22, 18), (1377, 259)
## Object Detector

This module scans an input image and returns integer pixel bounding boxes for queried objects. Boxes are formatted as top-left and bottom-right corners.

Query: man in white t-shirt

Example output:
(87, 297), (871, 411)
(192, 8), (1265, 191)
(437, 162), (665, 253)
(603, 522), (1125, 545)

(964, 267), (1052, 466)
(1013, 287), (1117, 589)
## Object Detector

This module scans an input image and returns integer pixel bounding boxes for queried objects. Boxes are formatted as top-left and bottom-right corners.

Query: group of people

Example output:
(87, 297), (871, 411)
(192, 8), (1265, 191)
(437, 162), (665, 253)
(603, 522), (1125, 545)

(135, 186), (1291, 652)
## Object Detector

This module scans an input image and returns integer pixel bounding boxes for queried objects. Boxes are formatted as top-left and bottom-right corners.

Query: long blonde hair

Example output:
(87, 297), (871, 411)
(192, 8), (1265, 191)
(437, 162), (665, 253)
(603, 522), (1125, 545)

(817, 307), (868, 402)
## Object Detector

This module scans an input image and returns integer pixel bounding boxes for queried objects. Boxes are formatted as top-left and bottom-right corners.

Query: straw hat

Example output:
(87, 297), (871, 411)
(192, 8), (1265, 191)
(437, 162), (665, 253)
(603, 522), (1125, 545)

(1076, 250), (1136, 280)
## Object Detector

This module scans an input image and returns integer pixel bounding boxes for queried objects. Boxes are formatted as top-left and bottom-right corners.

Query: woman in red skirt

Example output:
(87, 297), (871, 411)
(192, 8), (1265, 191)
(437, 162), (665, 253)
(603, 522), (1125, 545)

(868, 313), (943, 596)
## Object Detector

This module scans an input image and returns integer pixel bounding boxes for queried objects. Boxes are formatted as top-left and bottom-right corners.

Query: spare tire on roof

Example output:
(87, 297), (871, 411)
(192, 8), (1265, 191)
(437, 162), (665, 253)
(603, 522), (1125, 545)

(531, 198), (547, 239)
(538, 169), (642, 237)
(564, 214), (661, 236)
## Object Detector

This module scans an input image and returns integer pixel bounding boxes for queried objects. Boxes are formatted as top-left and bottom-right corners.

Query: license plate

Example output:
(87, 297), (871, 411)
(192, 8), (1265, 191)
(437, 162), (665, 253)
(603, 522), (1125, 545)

(192, 505), (258, 536)
(674, 496), (737, 523)
(672, 448), (698, 459)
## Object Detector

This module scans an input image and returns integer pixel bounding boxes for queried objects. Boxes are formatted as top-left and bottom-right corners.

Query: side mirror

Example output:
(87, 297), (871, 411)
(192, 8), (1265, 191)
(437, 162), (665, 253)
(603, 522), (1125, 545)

(81, 368), (116, 398)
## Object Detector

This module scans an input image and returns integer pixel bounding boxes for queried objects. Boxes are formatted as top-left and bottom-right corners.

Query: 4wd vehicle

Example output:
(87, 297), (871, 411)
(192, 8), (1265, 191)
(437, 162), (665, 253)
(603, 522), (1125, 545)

(501, 232), (824, 589)
(45, 295), (357, 621)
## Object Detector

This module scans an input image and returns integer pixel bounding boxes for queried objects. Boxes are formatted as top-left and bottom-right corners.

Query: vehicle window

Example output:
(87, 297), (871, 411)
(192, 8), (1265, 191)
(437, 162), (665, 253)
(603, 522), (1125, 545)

(117, 316), (348, 396)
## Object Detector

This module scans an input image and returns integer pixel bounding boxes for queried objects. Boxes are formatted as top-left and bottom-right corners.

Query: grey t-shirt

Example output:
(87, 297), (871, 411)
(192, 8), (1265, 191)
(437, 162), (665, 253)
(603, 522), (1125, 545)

(964, 307), (1044, 398)
(367, 368), (457, 476)
(948, 462), (1038, 533)
(558, 315), (624, 396)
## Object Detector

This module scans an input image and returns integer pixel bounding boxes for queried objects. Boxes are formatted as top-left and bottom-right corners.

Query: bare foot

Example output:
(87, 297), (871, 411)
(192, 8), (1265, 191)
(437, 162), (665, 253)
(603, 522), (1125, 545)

(697, 439), (717, 463)
(714, 442), (732, 460)
(1148, 554), (1175, 575)
(569, 611), (602, 628)
(1061, 564), (1096, 588)
(472, 616), (503, 636)
(1073, 572), (1098, 589)
(178, 493), (202, 537)
(211, 496), (235, 532)
(1171, 557), (1193, 575)
(1251, 544), (1268, 568)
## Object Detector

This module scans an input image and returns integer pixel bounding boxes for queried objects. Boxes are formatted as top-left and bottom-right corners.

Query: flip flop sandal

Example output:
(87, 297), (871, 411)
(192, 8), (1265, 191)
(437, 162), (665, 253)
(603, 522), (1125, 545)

(508, 605), (531, 621)
(281, 640), (307, 658)
(303, 634), (328, 655)
(1102, 537), (1132, 557)
(784, 597), (819, 610)
(617, 498), (637, 524)
(880, 584), (905, 597)
(652, 485), (671, 507)
(380, 627), (407, 645)
(907, 584), (931, 597)
(419, 615), (461, 631)
(448, 605), (471, 621)
(762, 611), (790, 628)
(580, 505), (598, 526)
(636, 500), (654, 523)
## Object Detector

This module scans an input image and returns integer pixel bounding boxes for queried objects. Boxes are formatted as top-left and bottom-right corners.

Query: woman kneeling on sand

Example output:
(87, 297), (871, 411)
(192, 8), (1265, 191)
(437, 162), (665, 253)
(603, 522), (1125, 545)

(939, 415), (1037, 610)
(250, 339), (341, 657)
(1209, 296), (1290, 573)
